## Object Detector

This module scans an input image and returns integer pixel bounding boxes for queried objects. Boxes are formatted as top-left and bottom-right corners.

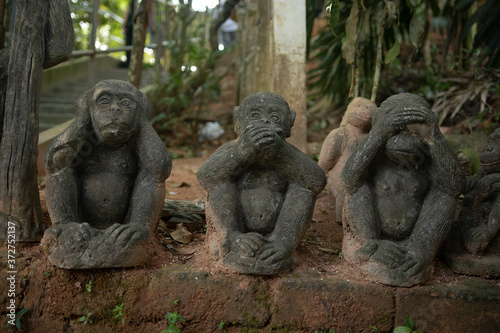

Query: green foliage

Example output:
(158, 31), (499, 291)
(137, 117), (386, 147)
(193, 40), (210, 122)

(162, 311), (185, 333)
(393, 316), (424, 333)
(43, 270), (51, 277)
(79, 312), (93, 325)
(69, 0), (129, 51)
(112, 303), (125, 325)
(86, 280), (92, 293)
(4, 308), (30, 330)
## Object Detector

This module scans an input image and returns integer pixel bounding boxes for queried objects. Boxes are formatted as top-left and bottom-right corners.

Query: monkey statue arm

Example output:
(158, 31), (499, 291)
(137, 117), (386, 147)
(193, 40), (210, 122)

(464, 175), (500, 254)
(257, 144), (326, 263)
(318, 128), (344, 175)
(119, 124), (171, 242)
(258, 183), (317, 264)
(398, 114), (464, 277)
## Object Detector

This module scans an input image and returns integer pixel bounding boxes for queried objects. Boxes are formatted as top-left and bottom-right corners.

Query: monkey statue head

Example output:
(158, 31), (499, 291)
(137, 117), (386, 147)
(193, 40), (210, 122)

(233, 91), (296, 139)
(341, 97), (375, 133)
(480, 127), (500, 174)
(83, 80), (150, 147)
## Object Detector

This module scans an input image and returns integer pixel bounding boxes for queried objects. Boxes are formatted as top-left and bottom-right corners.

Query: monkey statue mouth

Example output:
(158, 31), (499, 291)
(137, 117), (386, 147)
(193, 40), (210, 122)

(385, 134), (426, 167)
(98, 123), (135, 147)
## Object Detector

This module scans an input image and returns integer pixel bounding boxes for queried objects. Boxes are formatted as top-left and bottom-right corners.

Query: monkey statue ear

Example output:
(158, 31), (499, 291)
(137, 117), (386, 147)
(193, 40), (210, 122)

(289, 110), (297, 127)
(137, 90), (151, 120)
(74, 90), (91, 121)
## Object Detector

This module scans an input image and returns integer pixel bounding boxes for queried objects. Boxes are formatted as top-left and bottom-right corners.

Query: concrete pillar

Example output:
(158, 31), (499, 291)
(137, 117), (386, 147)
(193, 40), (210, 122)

(270, 0), (307, 152)
(235, 0), (307, 152)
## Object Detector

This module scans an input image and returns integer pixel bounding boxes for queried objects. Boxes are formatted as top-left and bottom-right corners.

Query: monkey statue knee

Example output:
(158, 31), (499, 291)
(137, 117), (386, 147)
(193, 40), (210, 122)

(341, 93), (464, 286)
(41, 80), (172, 269)
(444, 128), (500, 277)
(318, 97), (375, 224)
(197, 91), (326, 275)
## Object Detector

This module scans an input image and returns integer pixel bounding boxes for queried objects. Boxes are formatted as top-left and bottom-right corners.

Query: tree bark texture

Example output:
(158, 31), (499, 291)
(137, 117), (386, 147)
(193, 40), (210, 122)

(0, 0), (73, 242)
(128, 0), (151, 88)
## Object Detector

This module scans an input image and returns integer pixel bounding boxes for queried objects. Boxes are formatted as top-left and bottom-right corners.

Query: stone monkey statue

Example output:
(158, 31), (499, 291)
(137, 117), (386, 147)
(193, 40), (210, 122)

(341, 93), (464, 286)
(197, 91), (326, 275)
(318, 97), (375, 224)
(444, 128), (500, 277)
(42, 80), (172, 269)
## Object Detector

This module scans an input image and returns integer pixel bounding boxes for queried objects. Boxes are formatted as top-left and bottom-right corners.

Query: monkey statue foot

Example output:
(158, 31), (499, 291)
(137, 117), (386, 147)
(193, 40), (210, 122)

(222, 251), (295, 276)
(42, 223), (150, 269)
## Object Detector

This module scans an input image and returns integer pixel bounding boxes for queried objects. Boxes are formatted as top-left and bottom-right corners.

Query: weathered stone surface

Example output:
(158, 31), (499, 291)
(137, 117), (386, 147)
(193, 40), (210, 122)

(395, 279), (500, 332)
(197, 92), (326, 275)
(270, 271), (394, 332)
(318, 97), (376, 224)
(41, 80), (172, 269)
(341, 93), (465, 286)
(444, 128), (500, 277)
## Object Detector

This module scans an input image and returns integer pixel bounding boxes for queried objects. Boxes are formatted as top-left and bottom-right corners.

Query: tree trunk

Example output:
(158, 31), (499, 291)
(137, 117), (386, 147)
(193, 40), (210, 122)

(129, 0), (152, 88)
(0, 0), (73, 242)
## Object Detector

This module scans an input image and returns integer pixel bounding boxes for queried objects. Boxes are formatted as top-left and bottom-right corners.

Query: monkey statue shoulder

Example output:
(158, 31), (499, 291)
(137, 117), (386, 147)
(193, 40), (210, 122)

(444, 128), (500, 277)
(41, 80), (172, 269)
(197, 91), (326, 275)
(341, 93), (464, 286)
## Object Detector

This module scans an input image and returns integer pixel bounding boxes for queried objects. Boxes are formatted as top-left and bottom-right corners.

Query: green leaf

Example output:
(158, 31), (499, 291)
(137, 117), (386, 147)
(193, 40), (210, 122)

(384, 0), (398, 25)
(384, 39), (400, 64)
(409, 11), (424, 47)
(393, 327), (412, 333)
(328, 0), (341, 35)
(342, 0), (360, 65)
(405, 316), (415, 330)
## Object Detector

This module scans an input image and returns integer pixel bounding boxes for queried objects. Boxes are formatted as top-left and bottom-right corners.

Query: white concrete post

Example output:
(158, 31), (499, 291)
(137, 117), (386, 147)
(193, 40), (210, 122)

(271, 0), (307, 153)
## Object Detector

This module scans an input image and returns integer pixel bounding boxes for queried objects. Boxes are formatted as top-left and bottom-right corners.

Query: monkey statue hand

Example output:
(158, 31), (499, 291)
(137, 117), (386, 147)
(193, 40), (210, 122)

(236, 125), (282, 161)
(464, 227), (493, 255)
(475, 174), (500, 199)
(225, 231), (266, 258)
(103, 223), (150, 248)
(256, 240), (292, 265)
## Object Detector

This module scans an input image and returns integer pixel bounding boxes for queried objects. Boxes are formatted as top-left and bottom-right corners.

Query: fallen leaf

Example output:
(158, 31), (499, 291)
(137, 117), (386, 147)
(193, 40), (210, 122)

(170, 223), (192, 244)
(173, 247), (197, 255)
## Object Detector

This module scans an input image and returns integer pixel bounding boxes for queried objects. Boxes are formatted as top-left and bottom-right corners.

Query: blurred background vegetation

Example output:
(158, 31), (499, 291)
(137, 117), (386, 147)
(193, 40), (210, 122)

(307, 0), (500, 136)
(1, 0), (499, 142)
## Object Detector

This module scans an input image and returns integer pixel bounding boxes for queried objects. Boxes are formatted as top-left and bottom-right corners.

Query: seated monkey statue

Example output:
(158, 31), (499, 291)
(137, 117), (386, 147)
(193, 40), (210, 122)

(197, 91), (326, 275)
(318, 97), (375, 224)
(341, 93), (464, 286)
(444, 128), (500, 277)
(41, 80), (172, 269)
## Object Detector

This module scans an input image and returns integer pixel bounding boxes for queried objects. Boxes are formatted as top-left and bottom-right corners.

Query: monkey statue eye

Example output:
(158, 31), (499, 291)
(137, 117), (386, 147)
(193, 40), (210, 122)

(270, 113), (281, 122)
(251, 112), (261, 119)
(98, 97), (111, 105)
(121, 99), (132, 107)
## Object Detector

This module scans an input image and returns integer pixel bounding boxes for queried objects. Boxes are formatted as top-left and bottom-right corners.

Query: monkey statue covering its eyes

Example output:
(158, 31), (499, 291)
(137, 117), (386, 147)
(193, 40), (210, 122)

(41, 80), (172, 269)
(197, 91), (326, 275)
(341, 93), (465, 286)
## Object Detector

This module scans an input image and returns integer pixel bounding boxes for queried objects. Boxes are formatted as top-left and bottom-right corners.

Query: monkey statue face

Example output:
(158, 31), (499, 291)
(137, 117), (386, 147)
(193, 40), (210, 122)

(480, 128), (500, 174)
(234, 91), (296, 139)
(90, 82), (140, 147)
